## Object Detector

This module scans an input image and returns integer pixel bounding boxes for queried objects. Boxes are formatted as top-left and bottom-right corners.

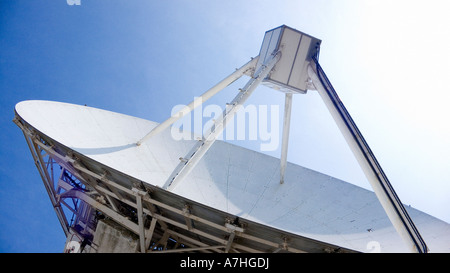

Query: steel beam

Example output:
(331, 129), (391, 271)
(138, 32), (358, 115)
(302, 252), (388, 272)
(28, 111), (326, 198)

(163, 52), (281, 191)
(133, 188), (147, 253)
(136, 56), (259, 146)
(145, 218), (158, 251)
(280, 92), (293, 184)
(21, 131), (70, 235)
(307, 61), (427, 253)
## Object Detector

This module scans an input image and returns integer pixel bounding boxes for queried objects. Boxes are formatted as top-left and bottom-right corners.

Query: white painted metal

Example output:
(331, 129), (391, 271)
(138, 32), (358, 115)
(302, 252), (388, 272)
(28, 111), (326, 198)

(13, 118), (70, 236)
(14, 100), (450, 252)
(279, 92), (293, 184)
(163, 52), (281, 191)
(307, 63), (426, 253)
(256, 25), (321, 93)
(136, 56), (259, 146)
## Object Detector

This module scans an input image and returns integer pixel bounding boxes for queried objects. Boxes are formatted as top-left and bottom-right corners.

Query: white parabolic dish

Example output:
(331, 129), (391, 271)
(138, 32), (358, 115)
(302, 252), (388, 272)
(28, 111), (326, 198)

(15, 100), (450, 252)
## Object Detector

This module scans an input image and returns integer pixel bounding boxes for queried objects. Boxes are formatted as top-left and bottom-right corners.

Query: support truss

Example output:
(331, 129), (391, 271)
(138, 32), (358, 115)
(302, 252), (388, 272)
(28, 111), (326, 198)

(14, 115), (355, 253)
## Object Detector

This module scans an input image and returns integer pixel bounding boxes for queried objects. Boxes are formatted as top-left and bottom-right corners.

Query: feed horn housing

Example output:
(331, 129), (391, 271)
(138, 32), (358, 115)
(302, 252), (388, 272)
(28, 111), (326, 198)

(255, 25), (321, 94)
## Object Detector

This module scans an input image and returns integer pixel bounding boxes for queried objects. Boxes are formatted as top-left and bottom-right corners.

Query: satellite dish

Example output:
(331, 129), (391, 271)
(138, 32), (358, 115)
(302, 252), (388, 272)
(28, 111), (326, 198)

(14, 100), (450, 253)
(14, 25), (450, 253)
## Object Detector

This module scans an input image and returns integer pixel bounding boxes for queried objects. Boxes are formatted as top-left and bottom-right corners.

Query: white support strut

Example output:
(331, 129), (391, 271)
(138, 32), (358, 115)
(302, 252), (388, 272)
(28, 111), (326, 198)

(136, 56), (259, 146)
(163, 52), (281, 191)
(307, 62), (427, 253)
(280, 92), (293, 184)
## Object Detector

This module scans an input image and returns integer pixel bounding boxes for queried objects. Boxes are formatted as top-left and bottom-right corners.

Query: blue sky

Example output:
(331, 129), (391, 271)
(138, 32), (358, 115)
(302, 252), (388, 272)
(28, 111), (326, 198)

(1, 0), (449, 252)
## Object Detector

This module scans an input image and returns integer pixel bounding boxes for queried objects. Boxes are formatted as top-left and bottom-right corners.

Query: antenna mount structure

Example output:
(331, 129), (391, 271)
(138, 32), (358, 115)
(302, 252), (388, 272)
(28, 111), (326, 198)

(14, 25), (431, 253)
(136, 25), (427, 253)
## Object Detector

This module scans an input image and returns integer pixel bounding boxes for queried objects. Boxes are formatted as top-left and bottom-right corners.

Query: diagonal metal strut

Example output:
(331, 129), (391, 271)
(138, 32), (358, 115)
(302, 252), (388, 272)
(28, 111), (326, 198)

(163, 52), (281, 191)
(136, 56), (259, 146)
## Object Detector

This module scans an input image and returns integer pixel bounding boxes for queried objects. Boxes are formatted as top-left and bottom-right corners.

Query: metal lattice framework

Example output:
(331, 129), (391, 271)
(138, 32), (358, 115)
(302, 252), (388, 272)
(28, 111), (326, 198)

(14, 115), (354, 253)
